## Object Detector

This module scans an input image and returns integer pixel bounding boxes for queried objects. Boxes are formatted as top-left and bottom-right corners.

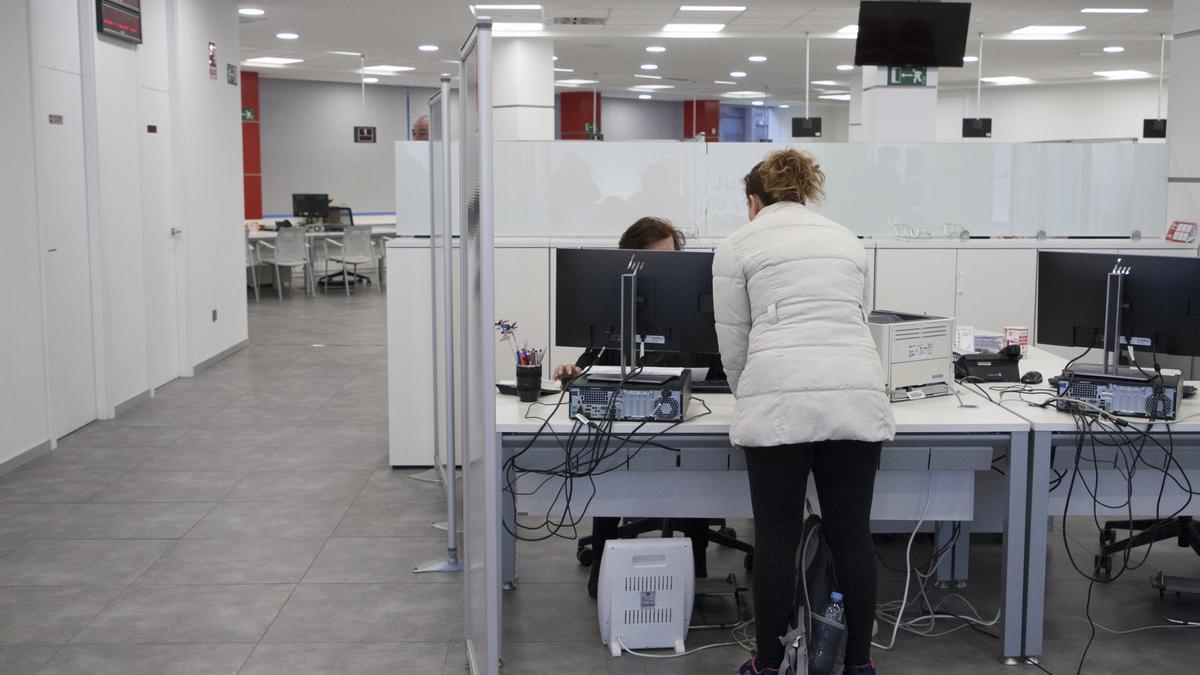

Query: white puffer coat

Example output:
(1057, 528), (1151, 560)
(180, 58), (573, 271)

(712, 201), (895, 448)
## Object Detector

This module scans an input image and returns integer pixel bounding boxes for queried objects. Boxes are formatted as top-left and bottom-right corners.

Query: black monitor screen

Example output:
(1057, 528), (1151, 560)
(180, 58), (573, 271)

(854, 1), (971, 68)
(292, 193), (329, 219)
(1036, 251), (1200, 357)
(555, 248), (719, 354)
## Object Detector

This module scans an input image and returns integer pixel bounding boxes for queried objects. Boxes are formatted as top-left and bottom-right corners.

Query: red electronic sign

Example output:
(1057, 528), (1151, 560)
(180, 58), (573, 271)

(97, 1), (142, 45)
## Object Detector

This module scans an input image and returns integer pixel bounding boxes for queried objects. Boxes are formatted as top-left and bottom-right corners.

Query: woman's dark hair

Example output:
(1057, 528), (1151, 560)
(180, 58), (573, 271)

(619, 217), (685, 250)
(743, 148), (825, 207)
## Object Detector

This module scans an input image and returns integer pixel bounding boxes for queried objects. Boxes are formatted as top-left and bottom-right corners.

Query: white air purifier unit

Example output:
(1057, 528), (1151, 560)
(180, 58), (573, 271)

(597, 538), (694, 657)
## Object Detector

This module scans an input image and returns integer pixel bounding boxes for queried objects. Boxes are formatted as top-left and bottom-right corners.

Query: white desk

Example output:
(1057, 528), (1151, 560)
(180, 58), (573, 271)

(991, 347), (1200, 660)
(246, 225), (397, 241)
(495, 388), (1038, 661)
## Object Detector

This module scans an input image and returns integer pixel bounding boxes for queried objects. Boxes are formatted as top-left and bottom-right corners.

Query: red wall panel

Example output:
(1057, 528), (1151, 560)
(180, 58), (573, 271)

(240, 71), (262, 220)
(243, 175), (262, 221)
(559, 91), (601, 140)
(683, 100), (720, 141)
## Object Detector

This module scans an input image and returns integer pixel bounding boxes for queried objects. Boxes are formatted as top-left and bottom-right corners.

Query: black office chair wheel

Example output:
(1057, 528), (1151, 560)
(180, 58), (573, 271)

(1093, 554), (1112, 581)
(718, 526), (737, 539)
(744, 553), (754, 571)
(576, 546), (594, 567)
(1100, 529), (1116, 547)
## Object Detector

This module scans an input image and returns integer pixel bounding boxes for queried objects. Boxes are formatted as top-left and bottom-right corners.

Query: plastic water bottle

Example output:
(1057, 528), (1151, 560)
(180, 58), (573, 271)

(808, 591), (847, 675)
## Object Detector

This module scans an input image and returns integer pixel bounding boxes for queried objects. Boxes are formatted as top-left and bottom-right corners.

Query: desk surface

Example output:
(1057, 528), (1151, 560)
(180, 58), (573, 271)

(496, 383), (1029, 435)
(990, 348), (1200, 432)
(248, 226), (395, 241)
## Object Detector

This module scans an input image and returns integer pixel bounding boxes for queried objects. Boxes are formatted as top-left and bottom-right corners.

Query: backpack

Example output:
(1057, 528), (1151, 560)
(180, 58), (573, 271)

(778, 514), (842, 675)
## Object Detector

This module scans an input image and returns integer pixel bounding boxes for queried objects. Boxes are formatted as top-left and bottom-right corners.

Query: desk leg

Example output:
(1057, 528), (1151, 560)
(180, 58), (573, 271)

(934, 520), (970, 588)
(1000, 430), (1029, 664)
(501, 440), (517, 590)
(1022, 431), (1052, 660)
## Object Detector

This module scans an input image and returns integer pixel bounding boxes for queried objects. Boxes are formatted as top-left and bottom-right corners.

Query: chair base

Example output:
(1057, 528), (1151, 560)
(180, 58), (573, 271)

(1095, 516), (1200, 580)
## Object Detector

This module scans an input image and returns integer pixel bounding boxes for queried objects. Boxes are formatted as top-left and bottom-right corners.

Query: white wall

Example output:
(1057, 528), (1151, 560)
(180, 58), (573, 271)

(602, 96), (684, 140)
(259, 78), (438, 217)
(937, 79), (1168, 143)
(766, 103), (851, 142)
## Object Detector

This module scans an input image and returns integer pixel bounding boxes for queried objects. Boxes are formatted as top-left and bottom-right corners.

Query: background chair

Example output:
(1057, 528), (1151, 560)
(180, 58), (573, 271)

(257, 228), (313, 301)
(322, 225), (378, 295)
(245, 237), (260, 303)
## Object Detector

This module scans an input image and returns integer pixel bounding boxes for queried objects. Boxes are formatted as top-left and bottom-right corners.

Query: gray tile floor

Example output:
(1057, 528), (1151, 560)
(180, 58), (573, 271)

(1, 290), (1198, 674)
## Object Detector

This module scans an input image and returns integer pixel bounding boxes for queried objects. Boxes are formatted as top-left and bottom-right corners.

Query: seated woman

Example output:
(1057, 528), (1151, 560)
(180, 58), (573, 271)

(552, 216), (726, 598)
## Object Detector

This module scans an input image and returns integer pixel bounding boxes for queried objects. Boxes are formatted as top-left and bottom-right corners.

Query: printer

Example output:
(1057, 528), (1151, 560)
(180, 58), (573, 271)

(868, 310), (955, 401)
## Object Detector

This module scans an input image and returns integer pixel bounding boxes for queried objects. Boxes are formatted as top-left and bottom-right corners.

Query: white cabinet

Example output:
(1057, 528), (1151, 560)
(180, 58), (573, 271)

(954, 249), (1037, 334)
(874, 249), (957, 318)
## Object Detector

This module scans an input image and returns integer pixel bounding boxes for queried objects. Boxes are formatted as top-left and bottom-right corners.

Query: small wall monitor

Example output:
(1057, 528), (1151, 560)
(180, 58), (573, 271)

(292, 194), (330, 219)
(792, 117), (822, 138)
(962, 118), (992, 138)
(1143, 118), (1167, 139)
(854, 1), (971, 68)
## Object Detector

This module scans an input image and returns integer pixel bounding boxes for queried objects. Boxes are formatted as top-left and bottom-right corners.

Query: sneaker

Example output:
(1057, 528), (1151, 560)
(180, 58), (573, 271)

(843, 659), (876, 675)
(737, 658), (779, 675)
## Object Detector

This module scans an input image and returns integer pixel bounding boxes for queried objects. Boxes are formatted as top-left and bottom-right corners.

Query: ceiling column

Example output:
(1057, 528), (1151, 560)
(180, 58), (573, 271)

(492, 37), (555, 140)
(856, 64), (939, 142)
(1167, 3), (1200, 226)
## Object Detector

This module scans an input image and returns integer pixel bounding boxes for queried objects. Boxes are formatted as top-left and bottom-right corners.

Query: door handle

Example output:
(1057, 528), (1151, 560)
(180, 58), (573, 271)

(170, 228), (183, 237)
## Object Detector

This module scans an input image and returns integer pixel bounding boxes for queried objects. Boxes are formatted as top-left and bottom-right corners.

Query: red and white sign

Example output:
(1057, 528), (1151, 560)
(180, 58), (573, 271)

(1166, 220), (1196, 244)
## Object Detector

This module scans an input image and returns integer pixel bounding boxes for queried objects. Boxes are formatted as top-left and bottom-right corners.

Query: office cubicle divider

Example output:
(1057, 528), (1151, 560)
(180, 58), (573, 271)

(459, 22), (500, 675)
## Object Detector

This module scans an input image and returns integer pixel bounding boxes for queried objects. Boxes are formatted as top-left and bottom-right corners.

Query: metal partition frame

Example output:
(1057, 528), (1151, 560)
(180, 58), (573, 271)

(459, 21), (499, 675)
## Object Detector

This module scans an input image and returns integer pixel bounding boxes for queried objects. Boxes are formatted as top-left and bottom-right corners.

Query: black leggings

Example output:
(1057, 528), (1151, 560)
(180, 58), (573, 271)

(744, 441), (882, 669)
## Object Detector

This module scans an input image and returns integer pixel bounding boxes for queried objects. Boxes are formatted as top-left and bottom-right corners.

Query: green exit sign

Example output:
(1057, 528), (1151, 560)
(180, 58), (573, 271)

(888, 66), (928, 86)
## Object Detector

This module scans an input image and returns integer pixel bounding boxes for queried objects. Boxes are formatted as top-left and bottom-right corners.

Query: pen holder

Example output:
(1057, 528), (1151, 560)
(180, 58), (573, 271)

(515, 364), (543, 402)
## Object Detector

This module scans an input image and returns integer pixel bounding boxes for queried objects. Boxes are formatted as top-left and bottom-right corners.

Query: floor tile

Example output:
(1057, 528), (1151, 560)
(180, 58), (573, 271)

(185, 499), (352, 539)
(499, 640), (647, 675)
(257, 442), (384, 471)
(222, 469), (373, 502)
(91, 470), (245, 503)
(134, 445), (274, 473)
(0, 540), (171, 586)
(107, 400), (222, 428)
(0, 468), (128, 503)
(162, 426), (297, 451)
(0, 586), (124, 645)
(303, 537), (457, 584)
(240, 642), (450, 675)
(332, 498), (451, 538)
(501, 582), (603, 643)
(70, 584), (293, 645)
(0, 503), (77, 539)
(40, 502), (214, 539)
(0, 645), (60, 674)
(136, 537), (326, 585)
(56, 424), (189, 449)
(206, 406), (321, 428)
(262, 583), (460, 643)
(354, 468), (448, 503)
(15, 446), (161, 474)
(36, 643), (254, 675)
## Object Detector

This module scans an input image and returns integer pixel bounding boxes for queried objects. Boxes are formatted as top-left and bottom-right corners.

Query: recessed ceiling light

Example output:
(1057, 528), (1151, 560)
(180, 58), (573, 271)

(238, 8), (265, 16)
(779, 104), (790, 109)
(556, 78), (598, 86)
(244, 56), (304, 65)
(981, 75), (1033, 85)
(748, 55), (767, 62)
(1095, 69), (1151, 79)
(631, 84), (674, 90)
(638, 94), (653, 99)
(721, 90), (766, 99)
(418, 45), (439, 52)
(1081, 7), (1148, 13)
(363, 65), (415, 72)
(275, 32), (299, 40)
(811, 80), (840, 86)
(836, 64), (855, 71)
(730, 71), (746, 78)
(554, 67), (574, 72)
(493, 22), (544, 32)
(819, 94), (851, 101)
(641, 63), (658, 70)
(662, 23), (725, 33)
(362, 77), (379, 84)
(646, 46), (667, 53)
(837, 25), (858, 35)
(679, 5), (745, 10)
(635, 74), (663, 79)
(471, 4), (542, 10)
(329, 51), (363, 56)
(962, 55), (978, 62)
(714, 80), (736, 85)
(1102, 45), (1125, 53)
(1012, 25), (1086, 35)
(751, 100), (764, 106)
(552, 55), (558, 61)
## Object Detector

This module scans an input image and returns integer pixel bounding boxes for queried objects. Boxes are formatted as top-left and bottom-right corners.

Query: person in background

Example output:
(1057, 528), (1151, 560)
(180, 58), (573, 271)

(553, 216), (725, 599)
(411, 115), (430, 140)
(714, 149), (894, 675)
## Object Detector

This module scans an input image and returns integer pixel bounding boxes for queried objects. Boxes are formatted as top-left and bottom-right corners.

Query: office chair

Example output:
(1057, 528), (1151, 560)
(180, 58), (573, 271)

(245, 237), (260, 303)
(257, 228), (314, 301)
(322, 225), (378, 295)
(1095, 516), (1200, 580)
(577, 518), (755, 576)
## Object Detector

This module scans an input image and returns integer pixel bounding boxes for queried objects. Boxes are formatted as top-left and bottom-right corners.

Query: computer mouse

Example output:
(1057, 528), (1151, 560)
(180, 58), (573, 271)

(1020, 371), (1043, 386)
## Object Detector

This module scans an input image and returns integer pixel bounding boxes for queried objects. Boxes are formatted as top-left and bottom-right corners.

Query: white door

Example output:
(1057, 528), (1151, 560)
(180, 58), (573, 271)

(873, 249), (957, 318)
(954, 249), (1037, 334)
(139, 87), (182, 388)
(35, 68), (98, 437)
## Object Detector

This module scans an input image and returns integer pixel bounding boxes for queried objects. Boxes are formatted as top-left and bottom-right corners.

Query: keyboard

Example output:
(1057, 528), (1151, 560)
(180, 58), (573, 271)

(690, 381), (732, 394)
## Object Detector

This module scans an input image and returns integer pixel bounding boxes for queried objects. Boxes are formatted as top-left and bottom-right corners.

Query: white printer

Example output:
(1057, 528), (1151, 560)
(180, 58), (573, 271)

(868, 310), (955, 401)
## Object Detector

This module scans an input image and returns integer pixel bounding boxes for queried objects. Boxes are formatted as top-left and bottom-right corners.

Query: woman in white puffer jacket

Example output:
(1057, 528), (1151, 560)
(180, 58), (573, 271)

(715, 149), (894, 675)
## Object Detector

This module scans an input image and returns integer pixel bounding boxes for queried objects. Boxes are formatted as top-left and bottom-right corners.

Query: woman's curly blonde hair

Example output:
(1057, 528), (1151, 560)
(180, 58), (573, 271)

(743, 148), (825, 206)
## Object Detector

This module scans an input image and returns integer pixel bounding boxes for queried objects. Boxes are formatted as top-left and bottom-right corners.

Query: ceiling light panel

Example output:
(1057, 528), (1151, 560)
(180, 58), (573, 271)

(640, 63), (658, 70)
(981, 76), (1033, 85)
(837, 64), (855, 70)
(1081, 7), (1147, 13)
(819, 94), (851, 101)
(646, 46), (667, 52)
(1102, 46), (1125, 53)
(662, 23), (725, 33)
(1094, 69), (1151, 79)
(238, 8), (265, 16)
(1012, 25), (1086, 35)
(721, 90), (765, 98)
(635, 74), (662, 79)
(679, 5), (745, 10)
(363, 65), (414, 72)
(729, 71), (746, 77)
(962, 55), (978, 62)
(418, 45), (439, 52)
(492, 22), (545, 31)
(244, 56), (303, 65)
(275, 32), (299, 40)
(639, 94), (652, 99)
(748, 55), (767, 62)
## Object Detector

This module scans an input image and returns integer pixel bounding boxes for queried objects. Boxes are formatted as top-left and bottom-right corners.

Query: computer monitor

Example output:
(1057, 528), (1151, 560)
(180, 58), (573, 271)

(292, 193), (329, 219)
(1036, 251), (1200, 357)
(555, 248), (719, 354)
(854, 1), (972, 68)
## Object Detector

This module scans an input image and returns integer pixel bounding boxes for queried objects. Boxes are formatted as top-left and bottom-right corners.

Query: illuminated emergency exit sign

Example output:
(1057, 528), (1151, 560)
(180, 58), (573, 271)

(887, 66), (927, 86)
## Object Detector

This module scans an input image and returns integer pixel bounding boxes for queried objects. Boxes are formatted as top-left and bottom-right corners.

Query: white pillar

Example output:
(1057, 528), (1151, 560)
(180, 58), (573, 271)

(491, 38), (554, 140)
(1167, 4), (1200, 226)
(857, 65), (939, 142)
